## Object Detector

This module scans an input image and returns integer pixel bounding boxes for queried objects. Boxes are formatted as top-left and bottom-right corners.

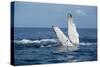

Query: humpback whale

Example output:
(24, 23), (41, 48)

(53, 14), (79, 51)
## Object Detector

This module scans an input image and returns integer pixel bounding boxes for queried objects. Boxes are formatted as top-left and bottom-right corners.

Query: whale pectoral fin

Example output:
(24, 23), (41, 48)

(52, 26), (72, 46)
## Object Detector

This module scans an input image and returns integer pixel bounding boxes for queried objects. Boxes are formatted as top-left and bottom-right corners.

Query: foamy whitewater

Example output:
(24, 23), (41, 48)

(14, 39), (96, 46)
(14, 39), (57, 44)
(13, 28), (97, 65)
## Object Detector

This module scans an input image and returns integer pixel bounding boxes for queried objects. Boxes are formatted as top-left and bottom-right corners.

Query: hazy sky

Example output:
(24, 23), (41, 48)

(13, 1), (97, 28)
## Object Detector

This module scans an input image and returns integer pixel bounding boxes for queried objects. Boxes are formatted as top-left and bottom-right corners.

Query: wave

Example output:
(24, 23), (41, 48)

(14, 39), (96, 46)
(80, 42), (96, 45)
(14, 39), (57, 44)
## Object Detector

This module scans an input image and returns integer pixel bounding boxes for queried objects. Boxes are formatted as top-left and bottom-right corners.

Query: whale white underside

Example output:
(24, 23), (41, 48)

(53, 26), (79, 52)
(52, 14), (79, 52)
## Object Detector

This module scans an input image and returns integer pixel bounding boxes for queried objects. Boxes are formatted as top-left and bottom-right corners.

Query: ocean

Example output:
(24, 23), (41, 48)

(13, 28), (97, 65)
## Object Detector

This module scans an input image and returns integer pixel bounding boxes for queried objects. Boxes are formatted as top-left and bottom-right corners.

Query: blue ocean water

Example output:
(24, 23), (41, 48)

(13, 28), (97, 65)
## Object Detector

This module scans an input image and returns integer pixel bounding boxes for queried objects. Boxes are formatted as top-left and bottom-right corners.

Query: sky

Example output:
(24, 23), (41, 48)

(13, 1), (97, 28)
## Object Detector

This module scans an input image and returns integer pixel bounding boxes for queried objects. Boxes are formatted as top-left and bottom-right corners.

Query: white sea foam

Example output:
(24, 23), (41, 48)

(14, 39), (57, 44)
(14, 39), (96, 46)
(80, 42), (96, 45)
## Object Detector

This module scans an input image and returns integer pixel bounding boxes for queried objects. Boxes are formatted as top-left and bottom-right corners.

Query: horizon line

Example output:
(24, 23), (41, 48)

(13, 27), (97, 29)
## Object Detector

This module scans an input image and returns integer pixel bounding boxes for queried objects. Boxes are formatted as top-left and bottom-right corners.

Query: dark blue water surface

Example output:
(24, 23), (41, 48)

(13, 28), (97, 65)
